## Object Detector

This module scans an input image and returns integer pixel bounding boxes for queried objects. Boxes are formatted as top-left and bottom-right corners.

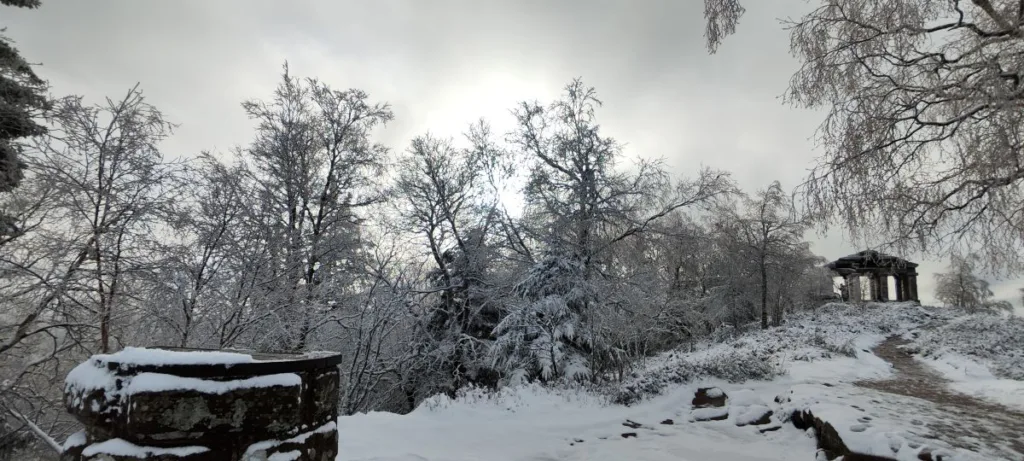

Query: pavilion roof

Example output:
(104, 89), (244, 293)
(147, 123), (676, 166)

(825, 250), (918, 275)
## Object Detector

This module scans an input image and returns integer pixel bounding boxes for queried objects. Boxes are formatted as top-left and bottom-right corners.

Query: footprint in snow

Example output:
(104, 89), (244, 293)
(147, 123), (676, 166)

(849, 424), (869, 432)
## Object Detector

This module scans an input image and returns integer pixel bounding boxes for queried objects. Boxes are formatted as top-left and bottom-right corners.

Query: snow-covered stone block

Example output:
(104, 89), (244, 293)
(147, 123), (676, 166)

(61, 347), (342, 461)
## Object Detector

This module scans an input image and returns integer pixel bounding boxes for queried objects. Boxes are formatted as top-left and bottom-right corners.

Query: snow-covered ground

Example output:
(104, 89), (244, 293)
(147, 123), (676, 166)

(918, 353), (1024, 412)
(907, 314), (1024, 411)
(336, 383), (817, 461)
(334, 303), (1024, 461)
(332, 347), (898, 461)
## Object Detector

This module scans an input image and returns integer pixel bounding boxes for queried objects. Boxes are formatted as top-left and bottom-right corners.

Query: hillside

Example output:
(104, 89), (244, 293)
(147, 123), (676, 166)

(334, 303), (1024, 461)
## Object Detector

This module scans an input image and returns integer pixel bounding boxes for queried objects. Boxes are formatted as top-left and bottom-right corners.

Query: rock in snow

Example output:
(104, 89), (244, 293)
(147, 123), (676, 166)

(692, 387), (728, 408)
(734, 405), (773, 427)
(689, 406), (729, 422)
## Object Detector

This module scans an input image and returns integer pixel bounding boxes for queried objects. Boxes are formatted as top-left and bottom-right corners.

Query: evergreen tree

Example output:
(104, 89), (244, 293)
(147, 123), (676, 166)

(491, 252), (596, 384)
(1, 0), (41, 8)
(0, 0), (47, 235)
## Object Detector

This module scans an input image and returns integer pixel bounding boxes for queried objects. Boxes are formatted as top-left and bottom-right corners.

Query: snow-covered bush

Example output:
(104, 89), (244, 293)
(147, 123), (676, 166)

(611, 341), (784, 405)
(612, 302), (962, 405)
(613, 360), (698, 405)
(692, 347), (783, 382)
(909, 314), (1024, 380)
(418, 381), (604, 414)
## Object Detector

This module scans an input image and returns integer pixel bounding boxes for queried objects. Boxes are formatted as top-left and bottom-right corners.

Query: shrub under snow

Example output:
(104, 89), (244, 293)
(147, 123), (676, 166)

(612, 302), (961, 405)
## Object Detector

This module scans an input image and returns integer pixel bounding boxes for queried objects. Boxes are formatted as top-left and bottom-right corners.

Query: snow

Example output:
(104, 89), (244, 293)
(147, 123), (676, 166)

(688, 407), (729, 421)
(94, 346), (256, 366)
(64, 359), (120, 411)
(781, 383), (988, 461)
(59, 303), (1020, 461)
(10, 408), (62, 453)
(725, 389), (766, 407)
(62, 431), (86, 452)
(333, 303), (1021, 461)
(268, 451), (302, 461)
(704, 388), (724, 398)
(614, 302), (929, 405)
(336, 383), (817, 461)
(909, 314), (1024, 380)
(244, 421), (337, 458)
(65, 359), (117, 395)
(900, 312), (1024, 411)
(333, 374), (992, 460)
(733, 405), (772, 426)
(786, 340), (893, 384)
(81, 438), (209, 458)
(126, 372), (301, 395)
(919, 354), (1024, 412)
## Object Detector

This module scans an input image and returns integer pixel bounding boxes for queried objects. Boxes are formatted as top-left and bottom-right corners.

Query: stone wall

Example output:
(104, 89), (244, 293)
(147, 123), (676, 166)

(61, 348), (342, 461)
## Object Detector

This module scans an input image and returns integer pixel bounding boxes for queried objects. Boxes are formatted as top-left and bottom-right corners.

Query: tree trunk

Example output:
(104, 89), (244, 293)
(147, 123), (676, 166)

(760, 257), (768, 330)
(99, 313), (110, 353)
(179, 298), (192, 348)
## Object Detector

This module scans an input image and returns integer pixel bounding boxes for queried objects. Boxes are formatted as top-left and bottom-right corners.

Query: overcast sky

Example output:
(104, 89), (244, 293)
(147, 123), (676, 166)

(6, 0), (1022, 312)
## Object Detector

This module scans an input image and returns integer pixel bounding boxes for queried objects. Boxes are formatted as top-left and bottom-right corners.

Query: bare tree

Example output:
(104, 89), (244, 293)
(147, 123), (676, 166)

(790, 0), (1024, 272)
(715, 181), (808, 329)
(136, 154), (247, 348)
(293, 228), (427, 414)
(1, 85), (180, 456)
(769, 243), (829, 323)
(703, 0), (745, 53)
(27, 86), (183, 353)
(394, 129), (508, 396)
(935, 253), (1013, 313)
(238, 63), (392, 351)
(704, 0), (1024, 272)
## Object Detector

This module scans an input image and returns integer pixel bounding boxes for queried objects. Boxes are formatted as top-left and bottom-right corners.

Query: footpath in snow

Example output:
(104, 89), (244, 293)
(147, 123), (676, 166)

(852, 337), (1024, 458)
(333, 303), (1024, 461)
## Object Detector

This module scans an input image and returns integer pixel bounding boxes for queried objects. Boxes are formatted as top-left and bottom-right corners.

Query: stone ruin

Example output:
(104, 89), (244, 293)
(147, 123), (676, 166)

(826, 250), (920, 303)
(61, 347), (343, 461)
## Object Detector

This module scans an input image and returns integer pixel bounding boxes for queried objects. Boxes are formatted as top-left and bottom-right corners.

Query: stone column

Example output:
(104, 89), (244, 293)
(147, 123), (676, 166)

(846, 274), (861, 302)
(878, 275), (889, 302)
(893, 275), (904, 302)
(908, 274), (919, 302)
(868, 275), (880, 301)
(62, 348), (343, 461)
